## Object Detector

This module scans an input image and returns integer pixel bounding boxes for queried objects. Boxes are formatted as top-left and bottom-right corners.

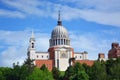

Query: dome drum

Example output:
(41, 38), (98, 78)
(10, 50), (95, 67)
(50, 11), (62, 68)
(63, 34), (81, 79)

(50, 38), (70, 47)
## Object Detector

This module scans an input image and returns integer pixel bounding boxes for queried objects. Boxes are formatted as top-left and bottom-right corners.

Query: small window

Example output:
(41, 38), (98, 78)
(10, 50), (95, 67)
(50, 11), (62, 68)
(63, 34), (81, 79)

(80, 56), (81, 58)
(32, 43), (34, 48)
(42, 55), (43, 58)
(37, 55), (38, 58)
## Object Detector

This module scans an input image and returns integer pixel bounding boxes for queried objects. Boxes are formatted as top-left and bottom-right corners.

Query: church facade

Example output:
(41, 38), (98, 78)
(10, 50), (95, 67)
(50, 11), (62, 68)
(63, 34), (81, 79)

(27, 13), (93, 71)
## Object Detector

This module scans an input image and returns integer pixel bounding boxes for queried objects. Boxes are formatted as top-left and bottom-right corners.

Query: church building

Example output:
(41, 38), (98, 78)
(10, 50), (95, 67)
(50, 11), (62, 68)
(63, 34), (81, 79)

(27, 12), (93, 71)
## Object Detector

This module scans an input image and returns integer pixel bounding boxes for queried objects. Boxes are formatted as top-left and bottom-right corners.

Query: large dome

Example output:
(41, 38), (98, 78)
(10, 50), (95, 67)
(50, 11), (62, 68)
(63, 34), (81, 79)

(51, 25), (69, 39)
(49, 11), (70, 47)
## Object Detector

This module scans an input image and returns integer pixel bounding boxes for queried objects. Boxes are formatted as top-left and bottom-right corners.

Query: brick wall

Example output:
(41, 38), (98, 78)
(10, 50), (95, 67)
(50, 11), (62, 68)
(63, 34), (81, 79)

(35, 60), (53, 71)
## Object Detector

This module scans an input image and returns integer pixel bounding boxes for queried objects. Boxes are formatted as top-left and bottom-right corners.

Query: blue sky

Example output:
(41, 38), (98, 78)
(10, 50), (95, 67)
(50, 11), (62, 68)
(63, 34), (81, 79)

(0, 0), (120, 67)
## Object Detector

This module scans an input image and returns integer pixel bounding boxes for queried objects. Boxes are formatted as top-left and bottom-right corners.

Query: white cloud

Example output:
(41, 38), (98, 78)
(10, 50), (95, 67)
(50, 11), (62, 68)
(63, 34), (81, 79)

(1, 0), (120, 27)
(0, 30), (50, 67)
(1, 0), (49, 17)
(36, 34), (50, 52)
(0, 30), (29, 45)
(60, 0), (120, 12)
(79, 9), (120, 27)
(70, 31), (119, 60)
(1, 46), (26, 67)
(0, 9), (25, 18)
(0, 30), (29, 67)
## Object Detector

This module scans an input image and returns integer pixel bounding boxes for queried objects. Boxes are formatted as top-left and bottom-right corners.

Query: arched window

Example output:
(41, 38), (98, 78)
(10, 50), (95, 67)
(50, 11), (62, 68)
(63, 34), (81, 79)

(53, 40), (55, 45)
(56, 39), (57, 45)
(58, 39), (60, 45)
(32, 43), (34, 48)
(37, 55), (38, 58)
(61, 39), (63, 45)
(80, 56), (81, 59)
(64, 39), (65, 45)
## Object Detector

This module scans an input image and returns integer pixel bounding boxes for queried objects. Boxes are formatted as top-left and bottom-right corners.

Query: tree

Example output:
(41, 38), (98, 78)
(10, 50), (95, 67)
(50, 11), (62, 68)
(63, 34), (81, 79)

(90, 61), (107, 80)
(40, 64), (48, 72)
(3, 62), (30, 80)
(73, 62), (89, 80)
(52, 67), (60, 80)
(74, 62), (85, 72)
(23, 58), (35, 73)
(64, 66), (75, 80)
(106, 58), (114, 75)
(64, 62), (89, 80)
(6, 63), (21, 80)
(40, 64), (54, 80)
(19, 65), (30, 80)
(106, 57), (120, 80)
(26, 67), (53, 80)
(26, 67), (43, 80)
(109, 63), (120, 80)
(73, 71), (89, 80)
(0, 67), (12, 80)
(82, 63), (91, 78)
(0, 71), (5, 80)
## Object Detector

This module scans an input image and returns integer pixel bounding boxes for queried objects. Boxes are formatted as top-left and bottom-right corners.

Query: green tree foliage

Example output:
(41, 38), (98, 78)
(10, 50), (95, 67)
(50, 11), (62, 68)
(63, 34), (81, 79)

(26, 67), (53, 80)
(106, 58), (120, 80)
(0, 67), (12, 80)
(26, 67), (42, 80)
(0, 71), (5, 80)
(40, 64), (54, 80)
(74, 62), (85, 72)
(6, 63), (30, 80)
(52, 67), (60, 80)
(1, 57), (120, 80)
(82, 63), (91, 78)
(64, 62), (89, 80)
(90, 61), (107, 80)
(40, 64), (48, 71)
(23, 58), (35, 73)
(72, 62), (89, 80)
(64, 66), (75, 80)
(73, 71), (89, 80)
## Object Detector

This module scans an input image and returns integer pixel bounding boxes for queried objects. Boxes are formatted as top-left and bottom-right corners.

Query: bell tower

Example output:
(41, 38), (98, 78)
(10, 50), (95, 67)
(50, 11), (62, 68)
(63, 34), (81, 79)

(27, 31), (36, 59)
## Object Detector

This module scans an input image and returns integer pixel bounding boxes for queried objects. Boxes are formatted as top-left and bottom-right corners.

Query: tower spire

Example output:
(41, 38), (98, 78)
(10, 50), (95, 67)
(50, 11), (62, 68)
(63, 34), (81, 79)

(31, 30), (34, 38)
(30, 30), (35, 42)
(57, 10), (62, 25)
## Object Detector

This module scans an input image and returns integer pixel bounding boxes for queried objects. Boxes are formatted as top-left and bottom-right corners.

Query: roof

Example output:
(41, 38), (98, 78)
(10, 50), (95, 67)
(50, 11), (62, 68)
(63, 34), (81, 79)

(76, 60), (94, 66)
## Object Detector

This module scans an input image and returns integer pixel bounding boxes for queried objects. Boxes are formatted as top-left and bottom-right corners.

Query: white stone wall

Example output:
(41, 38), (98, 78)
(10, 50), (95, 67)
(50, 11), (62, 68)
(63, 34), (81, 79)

(74, 53), (88, 60)
(54, 47), (72, 71)
(83, 53), (88, 60)
(59, 59), (69, 71)
(35, 52), (49, 60)
(29, 51), (49, 60)
(74, 53), (83, 60)
(29, 50), (36, 60)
